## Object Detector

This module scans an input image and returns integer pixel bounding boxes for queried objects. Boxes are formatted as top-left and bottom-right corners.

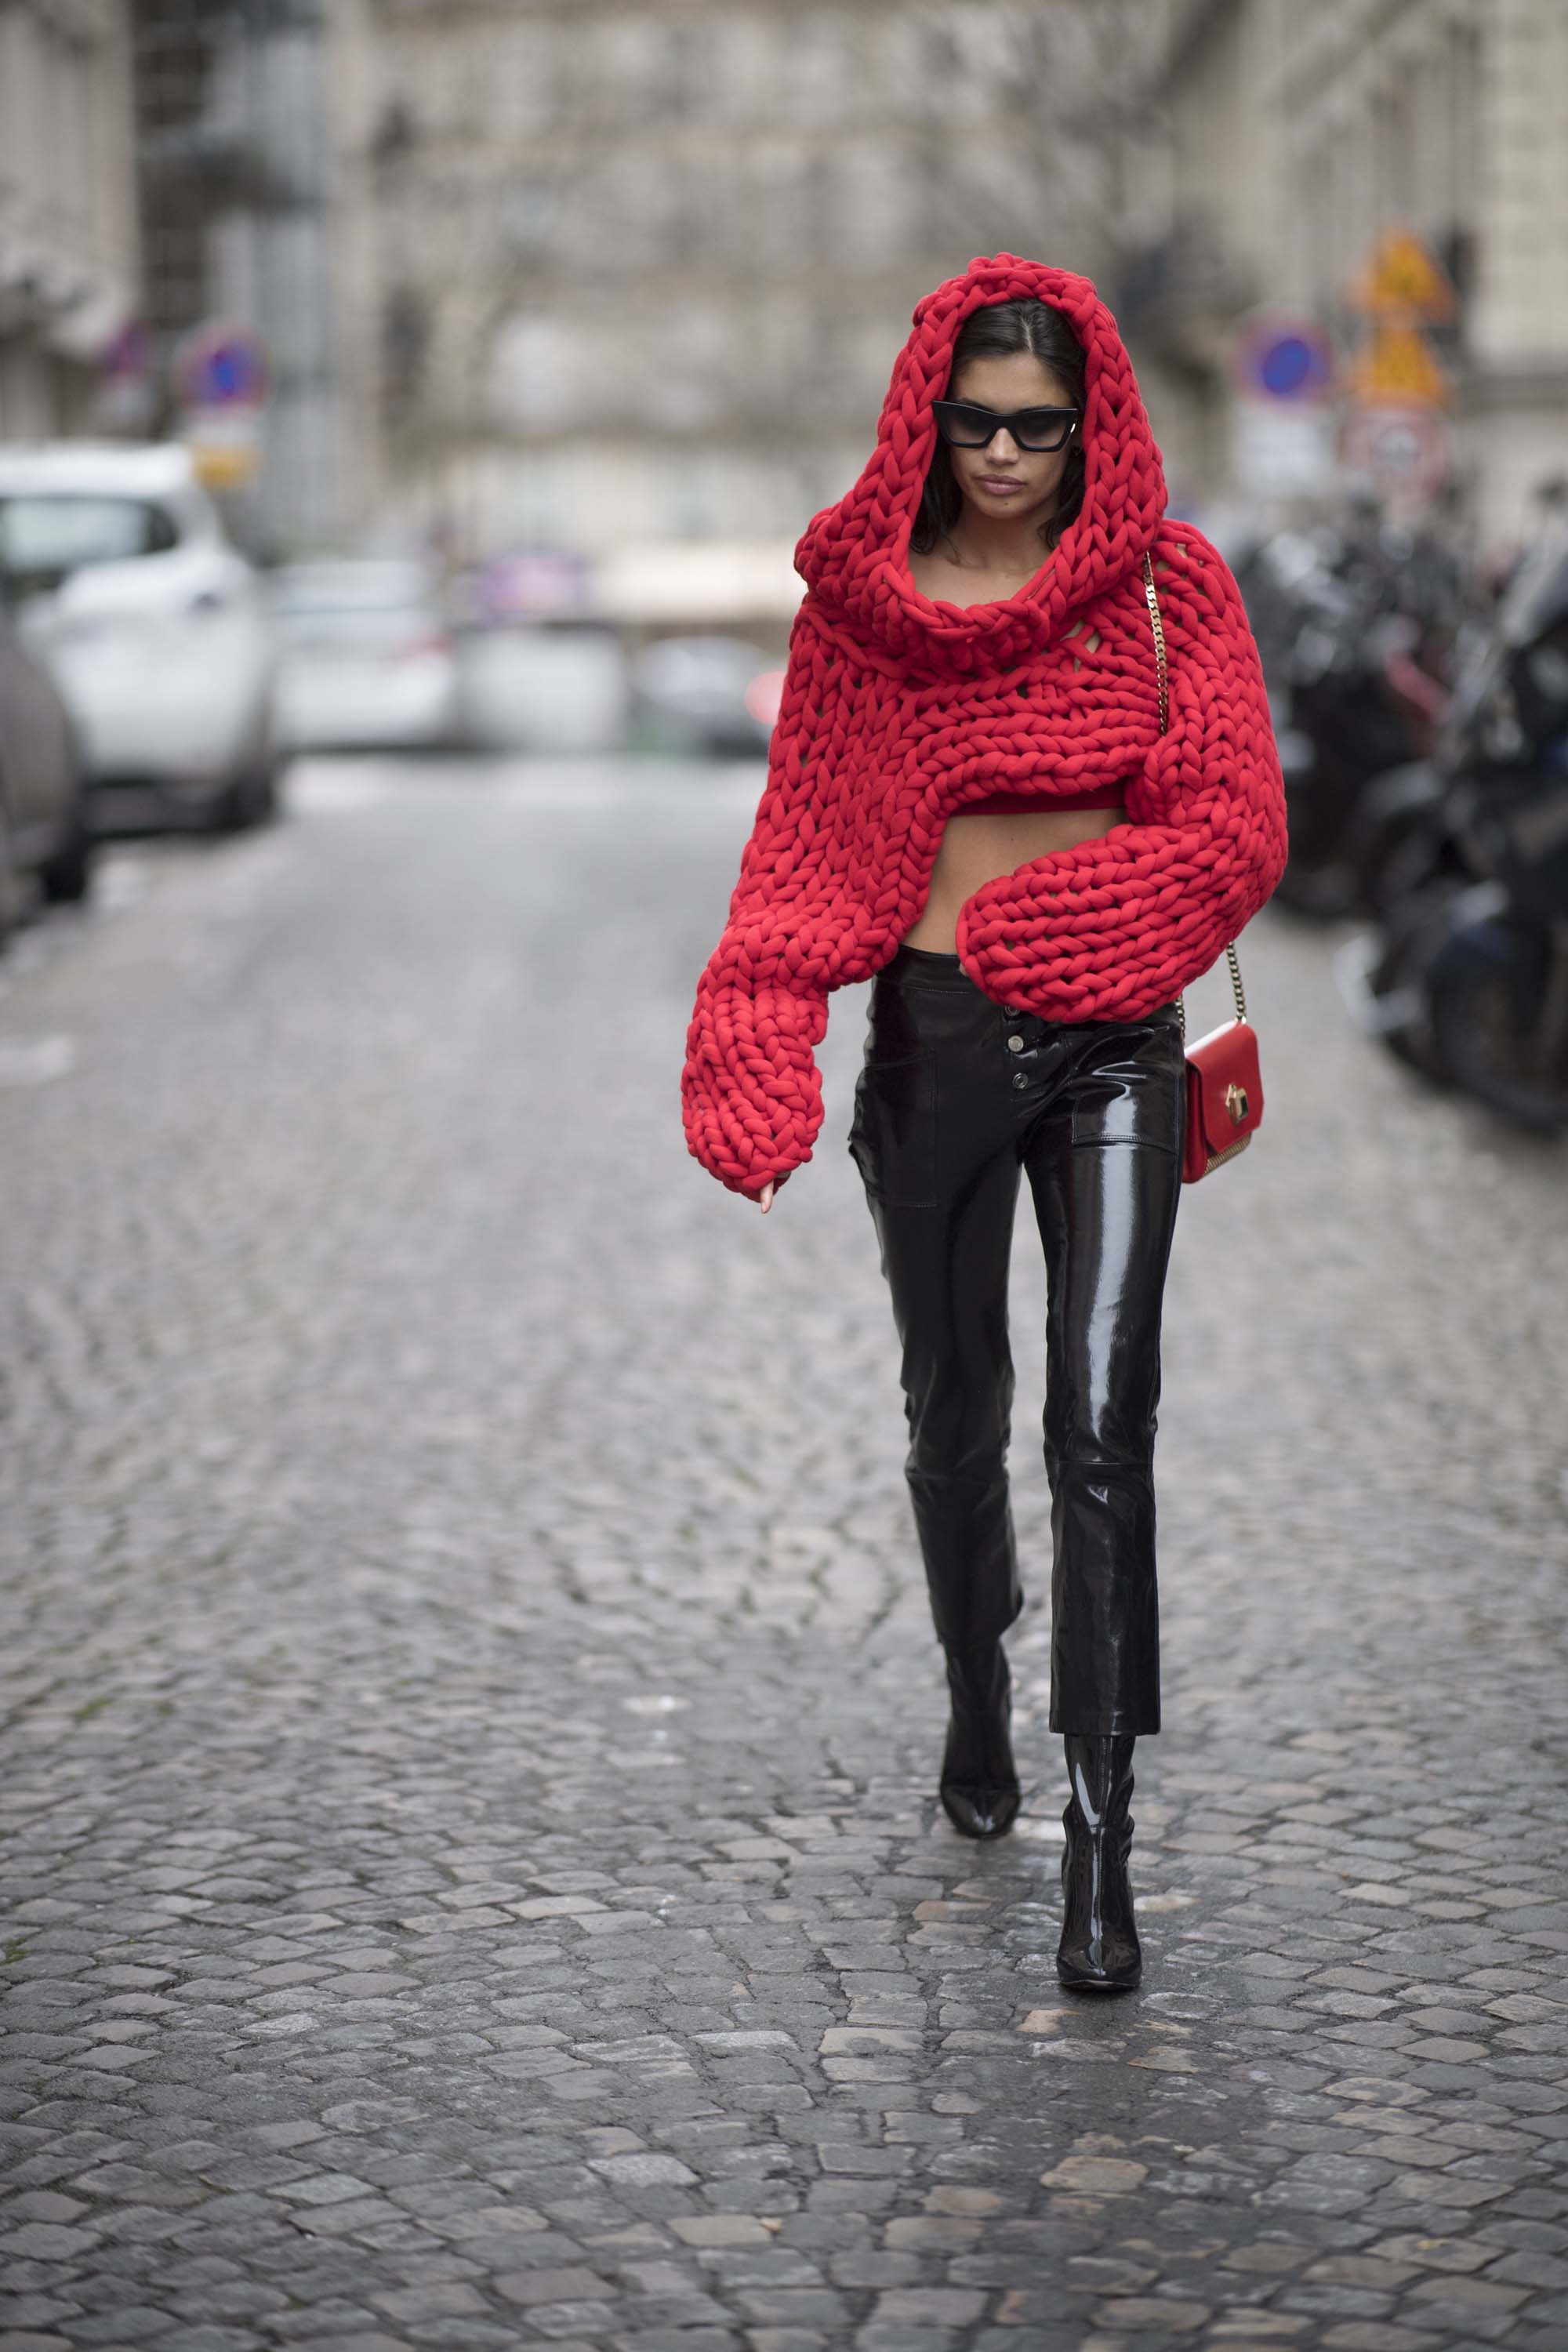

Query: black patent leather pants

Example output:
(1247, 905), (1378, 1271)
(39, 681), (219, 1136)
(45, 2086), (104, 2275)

(848, 943), (1187, 1737)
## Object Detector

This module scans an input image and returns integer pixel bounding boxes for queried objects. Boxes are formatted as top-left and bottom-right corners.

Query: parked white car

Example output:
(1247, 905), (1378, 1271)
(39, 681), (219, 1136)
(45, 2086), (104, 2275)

(456, 621), (630, 753)
(0, 442), (279, 829)
(268, 559), (459, 752)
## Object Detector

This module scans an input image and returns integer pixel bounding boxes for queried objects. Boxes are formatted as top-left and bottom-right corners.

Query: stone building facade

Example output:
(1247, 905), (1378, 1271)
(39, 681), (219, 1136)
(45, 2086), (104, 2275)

(130, 0), (361, 554)
(1129, 0), (1568, 549)
(0, 0), (140, 440)
(334, 0), (1152, 564)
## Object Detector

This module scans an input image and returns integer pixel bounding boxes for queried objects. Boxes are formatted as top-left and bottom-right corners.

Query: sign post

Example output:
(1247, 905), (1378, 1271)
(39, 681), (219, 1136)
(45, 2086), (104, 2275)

(173, 323), (268, 491)
(1341, 230), (1457, 515)
(1230, 315), (1338, 501)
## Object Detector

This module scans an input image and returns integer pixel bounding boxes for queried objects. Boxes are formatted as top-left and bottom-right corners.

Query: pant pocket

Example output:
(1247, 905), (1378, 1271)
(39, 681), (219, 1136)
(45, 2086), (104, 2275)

(848, 1048), (940, 1207)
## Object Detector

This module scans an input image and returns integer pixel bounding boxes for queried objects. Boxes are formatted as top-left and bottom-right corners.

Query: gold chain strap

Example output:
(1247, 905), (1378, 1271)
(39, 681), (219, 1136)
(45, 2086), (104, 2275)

(1141, 550), (1247, 1040)
(1142, 546), (1170, 735)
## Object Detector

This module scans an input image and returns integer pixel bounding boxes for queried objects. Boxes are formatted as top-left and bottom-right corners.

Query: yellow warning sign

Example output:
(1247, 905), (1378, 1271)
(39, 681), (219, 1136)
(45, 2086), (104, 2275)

(1349, 229), (1457, 322)
(181, 405), (261, 488)
(1348, 323), (1452, 409)
(187, 438), (261, 489)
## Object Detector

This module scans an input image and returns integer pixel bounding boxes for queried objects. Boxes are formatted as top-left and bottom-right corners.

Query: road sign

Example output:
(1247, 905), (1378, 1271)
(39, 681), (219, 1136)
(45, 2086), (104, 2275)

(1232, 401), (1337, 497)
(1349, 230), (1457, 322)
(1234, 317), (1334, 403)
(174, 322), (268, 411)
(1349, 322), (1451, 408)
(1340, 404), (1455, 506)
(182, 406), (262, 489)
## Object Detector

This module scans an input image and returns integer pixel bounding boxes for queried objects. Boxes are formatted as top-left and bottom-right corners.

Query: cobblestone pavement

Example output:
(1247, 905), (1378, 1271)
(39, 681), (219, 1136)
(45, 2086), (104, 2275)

(2, 757), (1566, 2352)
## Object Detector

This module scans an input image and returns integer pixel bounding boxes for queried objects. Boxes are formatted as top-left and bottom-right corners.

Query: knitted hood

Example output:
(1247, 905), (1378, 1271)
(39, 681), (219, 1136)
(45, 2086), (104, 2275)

(794, 253), (1169, 672)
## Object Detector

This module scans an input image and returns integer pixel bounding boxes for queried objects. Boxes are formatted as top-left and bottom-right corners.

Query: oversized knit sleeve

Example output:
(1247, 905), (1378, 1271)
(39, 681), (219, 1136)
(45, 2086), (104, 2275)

(681, 601), (852, 1199)
(955, 530), (1289, 1023)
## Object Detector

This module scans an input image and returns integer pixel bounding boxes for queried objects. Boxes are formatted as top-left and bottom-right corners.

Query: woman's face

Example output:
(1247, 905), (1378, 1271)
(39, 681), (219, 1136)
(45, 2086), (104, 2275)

(943, 351), (1080, 526)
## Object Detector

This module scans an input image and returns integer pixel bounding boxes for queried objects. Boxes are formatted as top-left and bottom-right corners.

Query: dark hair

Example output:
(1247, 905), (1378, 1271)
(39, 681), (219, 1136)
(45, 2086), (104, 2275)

(909, 297), (1087, 559)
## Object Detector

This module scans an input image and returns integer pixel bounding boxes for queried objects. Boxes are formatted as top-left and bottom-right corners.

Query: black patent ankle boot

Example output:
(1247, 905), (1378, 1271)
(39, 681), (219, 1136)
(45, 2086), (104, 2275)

(1055, 1733), (1142, 1990)
(938, 1645), (1022, 1839)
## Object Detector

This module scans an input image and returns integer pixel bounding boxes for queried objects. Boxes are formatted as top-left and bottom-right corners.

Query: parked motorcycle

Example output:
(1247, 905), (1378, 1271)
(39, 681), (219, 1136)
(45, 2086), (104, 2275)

(1341, 546), (1536, 917)
(1338, 530), (1568, 1131)
(1237, 519), (1459, 918)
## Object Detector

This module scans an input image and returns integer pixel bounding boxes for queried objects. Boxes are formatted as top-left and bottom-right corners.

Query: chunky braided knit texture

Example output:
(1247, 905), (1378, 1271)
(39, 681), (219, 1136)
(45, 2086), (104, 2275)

(682, 255), (1288, 1200)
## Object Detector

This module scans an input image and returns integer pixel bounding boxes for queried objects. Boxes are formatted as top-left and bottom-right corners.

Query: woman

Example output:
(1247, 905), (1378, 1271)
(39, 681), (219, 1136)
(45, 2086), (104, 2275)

(681, 256), (1287, 1993)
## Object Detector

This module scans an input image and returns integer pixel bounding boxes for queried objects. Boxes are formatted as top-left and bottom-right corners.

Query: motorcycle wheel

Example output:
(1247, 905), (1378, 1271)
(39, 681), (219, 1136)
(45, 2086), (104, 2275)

(1367, 821), (1458, 922)
(1364, 878), (1469, 1085)
(1343, 762), (1444, 920)
(1272, 853), (1359, 919)
(1359, 812), (1439, 920)
(1429, 918), (1568, 1134)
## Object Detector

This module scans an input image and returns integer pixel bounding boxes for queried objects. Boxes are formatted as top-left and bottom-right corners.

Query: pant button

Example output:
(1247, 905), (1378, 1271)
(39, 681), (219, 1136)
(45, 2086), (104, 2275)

(1007, 1033), (1025, 1053)
(1011, 1070), (1029, 1091)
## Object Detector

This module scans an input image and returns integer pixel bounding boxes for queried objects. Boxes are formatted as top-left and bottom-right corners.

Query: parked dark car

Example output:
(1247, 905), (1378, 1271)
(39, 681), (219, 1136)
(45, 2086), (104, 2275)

(630, 634), (784, 757)
(0, 586), (92, 948)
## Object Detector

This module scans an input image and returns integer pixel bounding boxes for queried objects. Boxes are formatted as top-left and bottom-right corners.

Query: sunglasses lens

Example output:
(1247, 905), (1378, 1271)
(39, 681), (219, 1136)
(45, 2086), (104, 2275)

(934, 405), (989, 446)
(1015, 412), (1076, 451)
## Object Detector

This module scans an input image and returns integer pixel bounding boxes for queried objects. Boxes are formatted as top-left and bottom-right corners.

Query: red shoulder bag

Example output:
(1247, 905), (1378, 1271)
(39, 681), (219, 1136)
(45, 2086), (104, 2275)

(1142, 550), (1265, 1183)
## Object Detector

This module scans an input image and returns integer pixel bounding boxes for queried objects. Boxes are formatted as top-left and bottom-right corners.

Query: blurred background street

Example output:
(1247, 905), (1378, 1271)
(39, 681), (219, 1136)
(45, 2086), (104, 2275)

(3, 2), (1568, 2350)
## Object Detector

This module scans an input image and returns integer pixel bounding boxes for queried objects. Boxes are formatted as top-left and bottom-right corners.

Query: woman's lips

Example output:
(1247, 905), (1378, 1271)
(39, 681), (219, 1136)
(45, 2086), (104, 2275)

(977, 477), (1024, 494)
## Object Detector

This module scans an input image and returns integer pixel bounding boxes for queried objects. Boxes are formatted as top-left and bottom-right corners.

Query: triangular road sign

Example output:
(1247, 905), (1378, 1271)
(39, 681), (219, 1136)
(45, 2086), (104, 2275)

(1348, 323), (1452, 408)
(1349, 230), (1457, 322)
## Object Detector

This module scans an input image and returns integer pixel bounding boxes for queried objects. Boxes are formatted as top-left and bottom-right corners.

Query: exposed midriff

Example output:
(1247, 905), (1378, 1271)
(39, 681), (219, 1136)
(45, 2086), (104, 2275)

(964, 785), (1124, 815)
(899, 782), (1132, 953)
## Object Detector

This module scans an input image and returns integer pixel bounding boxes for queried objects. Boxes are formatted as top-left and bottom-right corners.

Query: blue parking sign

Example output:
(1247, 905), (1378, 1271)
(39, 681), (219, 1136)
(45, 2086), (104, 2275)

(1236, 318), (1334, 404)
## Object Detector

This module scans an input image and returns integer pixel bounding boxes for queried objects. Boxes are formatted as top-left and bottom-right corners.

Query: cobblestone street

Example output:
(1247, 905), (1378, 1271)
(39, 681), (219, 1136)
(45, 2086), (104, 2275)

(2, 757), (1566, 2352)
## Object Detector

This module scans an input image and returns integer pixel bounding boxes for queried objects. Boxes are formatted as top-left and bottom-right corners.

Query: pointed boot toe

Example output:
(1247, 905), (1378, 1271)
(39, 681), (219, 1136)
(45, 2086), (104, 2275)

(1055, 1902), (1142, 1990)
(938, 1644), (1022, 1841)
(939, 1780), (1022, 1840)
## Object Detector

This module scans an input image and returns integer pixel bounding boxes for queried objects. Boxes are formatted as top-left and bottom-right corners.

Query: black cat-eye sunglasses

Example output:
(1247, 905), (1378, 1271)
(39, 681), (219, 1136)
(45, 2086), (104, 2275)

(932, 400), (1081, 454)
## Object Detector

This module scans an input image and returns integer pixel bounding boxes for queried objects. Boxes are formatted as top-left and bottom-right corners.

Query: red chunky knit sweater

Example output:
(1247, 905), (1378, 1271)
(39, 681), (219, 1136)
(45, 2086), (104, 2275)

(682, 253), (1289, 1200)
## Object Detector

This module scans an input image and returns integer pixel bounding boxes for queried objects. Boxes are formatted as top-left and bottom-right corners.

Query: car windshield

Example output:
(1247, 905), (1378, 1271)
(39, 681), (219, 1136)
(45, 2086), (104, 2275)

(0, 495), (180, 592)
